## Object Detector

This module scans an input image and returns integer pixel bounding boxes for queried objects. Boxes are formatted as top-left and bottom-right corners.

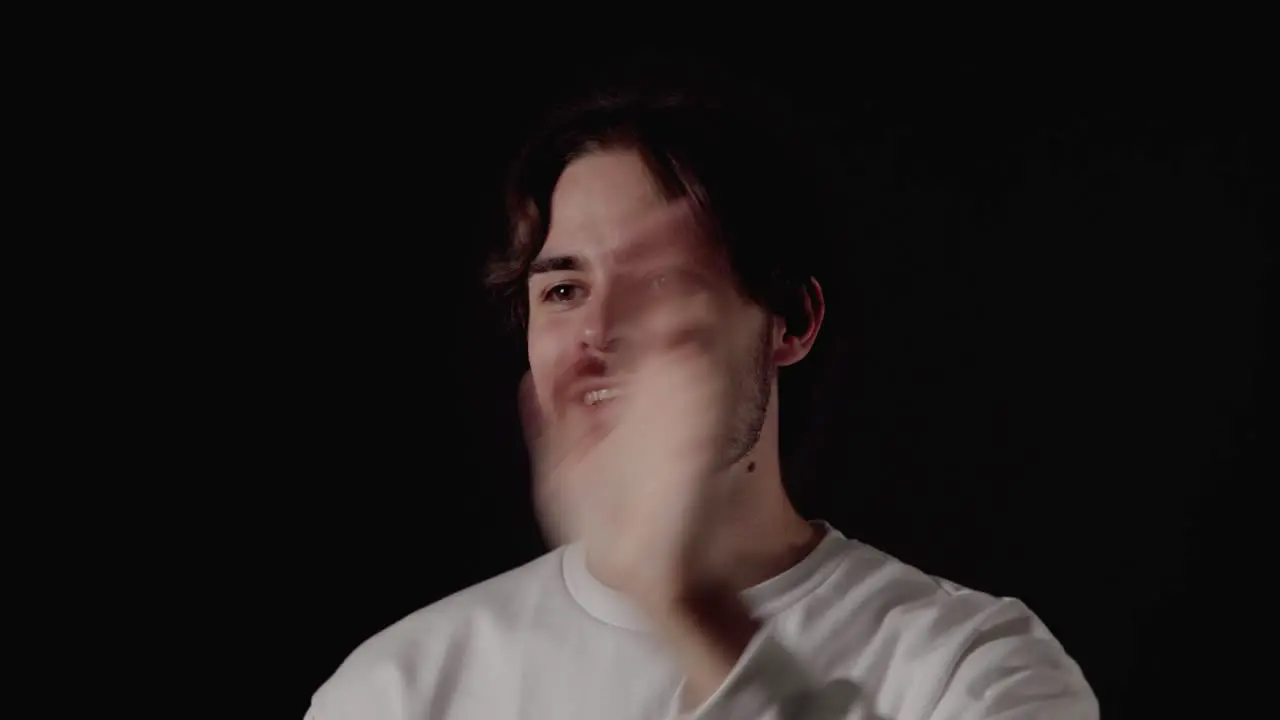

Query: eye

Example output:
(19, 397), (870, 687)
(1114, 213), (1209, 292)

(541, 283), (584, 304)
(644, 269), (700, 297)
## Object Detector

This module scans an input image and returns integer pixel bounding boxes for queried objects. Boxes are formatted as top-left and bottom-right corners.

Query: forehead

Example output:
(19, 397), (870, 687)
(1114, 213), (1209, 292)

(541, 149), (670, 258)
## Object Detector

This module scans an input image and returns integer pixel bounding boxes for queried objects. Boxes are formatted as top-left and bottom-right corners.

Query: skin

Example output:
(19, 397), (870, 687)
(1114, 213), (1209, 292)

(520, 148), (826, 709)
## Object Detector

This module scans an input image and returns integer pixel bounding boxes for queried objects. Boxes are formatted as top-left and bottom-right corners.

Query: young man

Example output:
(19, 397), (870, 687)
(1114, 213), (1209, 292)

(306, 74), (1098, 720)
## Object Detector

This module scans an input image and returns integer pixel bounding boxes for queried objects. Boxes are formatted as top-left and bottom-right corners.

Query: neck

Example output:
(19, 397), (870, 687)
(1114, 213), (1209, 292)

(582, 387), (822, 596)
(699, 396), (821, 593)
(708, 457), (817, 593)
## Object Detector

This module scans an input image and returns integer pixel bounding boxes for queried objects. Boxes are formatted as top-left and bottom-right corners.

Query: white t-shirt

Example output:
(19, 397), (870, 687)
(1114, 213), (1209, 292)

(306, 522), (1097, 719)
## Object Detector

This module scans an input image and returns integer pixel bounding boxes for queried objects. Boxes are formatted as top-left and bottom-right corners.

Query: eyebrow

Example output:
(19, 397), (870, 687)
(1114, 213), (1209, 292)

(528, 254), (585, 276)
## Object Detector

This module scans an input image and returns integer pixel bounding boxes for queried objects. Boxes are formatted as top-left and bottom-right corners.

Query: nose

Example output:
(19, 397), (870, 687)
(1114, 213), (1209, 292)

(579, 296), (619, 353)
(578, 272), (669, 359)
(584, 274), (651, 356)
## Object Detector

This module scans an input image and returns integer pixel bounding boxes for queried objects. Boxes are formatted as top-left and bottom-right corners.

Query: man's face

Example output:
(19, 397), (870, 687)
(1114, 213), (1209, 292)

(525, 149), (776, 466)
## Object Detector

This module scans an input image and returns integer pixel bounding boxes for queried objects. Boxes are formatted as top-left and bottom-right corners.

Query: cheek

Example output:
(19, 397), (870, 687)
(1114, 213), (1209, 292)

(726, 308), (775, 359)
(526, 316), (576, 398)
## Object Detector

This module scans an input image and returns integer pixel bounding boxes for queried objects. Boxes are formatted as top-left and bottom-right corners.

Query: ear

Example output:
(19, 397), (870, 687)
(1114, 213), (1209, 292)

(772, 277), (825, 368)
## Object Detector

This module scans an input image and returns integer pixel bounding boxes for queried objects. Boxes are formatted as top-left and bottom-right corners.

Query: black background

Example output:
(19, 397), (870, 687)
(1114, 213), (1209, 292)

(175, 42), (1272, 718)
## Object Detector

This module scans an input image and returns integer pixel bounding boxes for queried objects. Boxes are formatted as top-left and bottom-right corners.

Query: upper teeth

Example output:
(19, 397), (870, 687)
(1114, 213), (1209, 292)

(584, 388), (619, 406)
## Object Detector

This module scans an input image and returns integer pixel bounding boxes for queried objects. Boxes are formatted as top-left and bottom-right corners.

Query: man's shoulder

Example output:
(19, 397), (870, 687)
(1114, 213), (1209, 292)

(812, 537), (1093, 715)
(308, 547), (566, 717)
(824, 538), (1056, 650)
(810, 535), (980, 612)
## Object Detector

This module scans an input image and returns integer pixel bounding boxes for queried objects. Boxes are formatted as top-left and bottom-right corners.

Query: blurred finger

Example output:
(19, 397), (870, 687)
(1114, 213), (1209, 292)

(524, 367), (617, 545)
(604, 275), (725, 376)
(610, 196), (720, 272)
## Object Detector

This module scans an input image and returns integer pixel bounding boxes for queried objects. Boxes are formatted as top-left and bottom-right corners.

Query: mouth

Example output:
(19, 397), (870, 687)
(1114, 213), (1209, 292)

(583, 387), (622, 406)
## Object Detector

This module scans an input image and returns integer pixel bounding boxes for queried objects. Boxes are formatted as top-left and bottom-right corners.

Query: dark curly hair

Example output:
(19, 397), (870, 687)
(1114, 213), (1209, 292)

(485, 57), (848, 338)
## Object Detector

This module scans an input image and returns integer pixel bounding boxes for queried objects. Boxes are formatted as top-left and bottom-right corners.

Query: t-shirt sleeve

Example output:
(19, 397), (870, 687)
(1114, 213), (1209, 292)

(673, 599), (1097, 720)
(927, 598), (1098, 719)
